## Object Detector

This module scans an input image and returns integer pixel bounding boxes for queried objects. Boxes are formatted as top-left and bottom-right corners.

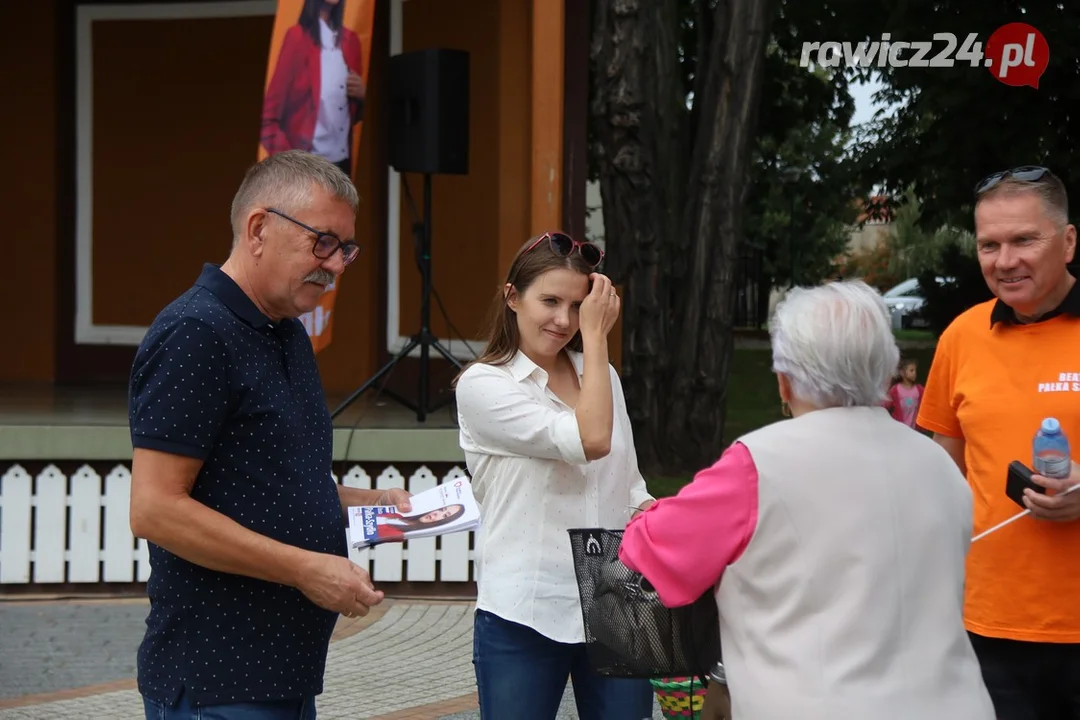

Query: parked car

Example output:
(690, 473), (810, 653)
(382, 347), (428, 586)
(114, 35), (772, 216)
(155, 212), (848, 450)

(882, 276), (952, 329)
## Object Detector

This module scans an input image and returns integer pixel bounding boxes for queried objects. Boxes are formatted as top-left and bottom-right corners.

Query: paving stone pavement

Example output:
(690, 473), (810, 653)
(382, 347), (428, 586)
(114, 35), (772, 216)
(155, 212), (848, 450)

(436, 685), (666, 720)
(0, 600), (147, 700)
(0, 600), (664, 719)
(0, 602), (476, 719)
(318, 603), (477, 717)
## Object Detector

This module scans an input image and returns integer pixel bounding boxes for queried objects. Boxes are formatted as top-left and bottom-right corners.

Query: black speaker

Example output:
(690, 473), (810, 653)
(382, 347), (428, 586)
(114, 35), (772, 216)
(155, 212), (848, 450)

(388, 49), (470, 176)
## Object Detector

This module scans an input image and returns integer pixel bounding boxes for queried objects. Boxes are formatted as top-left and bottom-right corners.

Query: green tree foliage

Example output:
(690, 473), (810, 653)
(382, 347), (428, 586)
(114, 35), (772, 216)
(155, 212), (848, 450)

(844, 3), (1080, 230)
(784, 3), (1080, 333)
(744, 45), (861, 294)
(835, 239), (906, 293)
(886, 188), (976, 279)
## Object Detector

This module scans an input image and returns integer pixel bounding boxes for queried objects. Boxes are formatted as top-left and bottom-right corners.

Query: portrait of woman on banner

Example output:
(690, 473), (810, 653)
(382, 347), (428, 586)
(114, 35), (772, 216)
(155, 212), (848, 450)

(374, 504), (467, 541)
(261, 0), (367, 175)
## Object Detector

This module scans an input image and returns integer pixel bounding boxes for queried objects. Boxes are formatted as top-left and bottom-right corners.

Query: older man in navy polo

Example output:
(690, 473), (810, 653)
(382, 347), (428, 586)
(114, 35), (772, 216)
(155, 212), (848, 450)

(128, 150), (410, 720)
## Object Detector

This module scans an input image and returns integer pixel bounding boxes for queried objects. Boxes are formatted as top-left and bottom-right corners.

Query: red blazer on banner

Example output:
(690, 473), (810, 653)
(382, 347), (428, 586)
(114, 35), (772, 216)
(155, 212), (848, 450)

(261, 24), (365, 155)
(376, 525), (406, 541)
(260, 0), (374, 353)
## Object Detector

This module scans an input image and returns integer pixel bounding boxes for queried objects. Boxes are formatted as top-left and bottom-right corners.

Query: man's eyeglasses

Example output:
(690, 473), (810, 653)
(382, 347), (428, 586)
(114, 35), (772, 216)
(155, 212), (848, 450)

(525, 231), (604, 268)
(974, 166), (1054, 195)
(267, 208), (361, 266)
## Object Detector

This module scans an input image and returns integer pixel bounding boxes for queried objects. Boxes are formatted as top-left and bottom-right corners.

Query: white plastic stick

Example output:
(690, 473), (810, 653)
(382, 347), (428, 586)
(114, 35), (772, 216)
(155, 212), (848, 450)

(970, 509), (1030, 542)
(971, 482), (1080, 543)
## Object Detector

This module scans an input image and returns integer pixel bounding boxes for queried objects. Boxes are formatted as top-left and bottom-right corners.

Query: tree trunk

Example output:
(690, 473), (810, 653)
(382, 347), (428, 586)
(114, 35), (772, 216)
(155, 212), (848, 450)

(590, 0), (685, 472)
(591, 0), (776, 476)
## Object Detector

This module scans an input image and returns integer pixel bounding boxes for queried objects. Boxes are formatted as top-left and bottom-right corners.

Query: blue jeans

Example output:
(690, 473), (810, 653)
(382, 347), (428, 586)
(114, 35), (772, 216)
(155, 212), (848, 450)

(142, 689), (316, 720)
(473, 609), (654, 720)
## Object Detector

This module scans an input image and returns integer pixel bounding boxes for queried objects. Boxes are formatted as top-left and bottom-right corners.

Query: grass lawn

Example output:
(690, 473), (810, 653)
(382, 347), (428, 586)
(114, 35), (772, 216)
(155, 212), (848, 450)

(893, 328), (936, 343)
(644, 342), (939, 498)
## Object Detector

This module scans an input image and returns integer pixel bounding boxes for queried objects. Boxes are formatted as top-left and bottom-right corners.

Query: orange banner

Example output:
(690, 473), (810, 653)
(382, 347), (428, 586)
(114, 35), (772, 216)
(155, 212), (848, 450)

(258, 0), (376, 353)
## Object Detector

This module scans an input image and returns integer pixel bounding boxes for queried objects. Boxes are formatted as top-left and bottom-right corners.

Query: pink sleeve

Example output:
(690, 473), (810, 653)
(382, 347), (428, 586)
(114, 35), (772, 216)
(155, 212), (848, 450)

(618, 441), (758, 608)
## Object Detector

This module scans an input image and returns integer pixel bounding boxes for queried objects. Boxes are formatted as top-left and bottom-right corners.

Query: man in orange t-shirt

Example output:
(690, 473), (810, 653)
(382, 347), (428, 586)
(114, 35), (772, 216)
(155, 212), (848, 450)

(918, 166), (1080, 720)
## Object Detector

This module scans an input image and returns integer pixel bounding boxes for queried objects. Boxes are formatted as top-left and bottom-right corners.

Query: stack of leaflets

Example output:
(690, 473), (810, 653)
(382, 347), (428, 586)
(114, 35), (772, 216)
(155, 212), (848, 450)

(348, 478), (481, 549)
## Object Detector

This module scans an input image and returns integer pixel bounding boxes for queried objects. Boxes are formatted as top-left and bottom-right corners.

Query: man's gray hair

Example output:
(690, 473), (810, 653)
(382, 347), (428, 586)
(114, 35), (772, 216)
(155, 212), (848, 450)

(770, 280), (900, 409)
(230, 150), (360, 240)
(976, 173), (1069, 229)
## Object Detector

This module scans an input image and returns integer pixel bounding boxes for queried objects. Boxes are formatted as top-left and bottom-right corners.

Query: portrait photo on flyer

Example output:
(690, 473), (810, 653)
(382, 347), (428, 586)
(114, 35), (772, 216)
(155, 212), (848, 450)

(348, 478), (481, 548)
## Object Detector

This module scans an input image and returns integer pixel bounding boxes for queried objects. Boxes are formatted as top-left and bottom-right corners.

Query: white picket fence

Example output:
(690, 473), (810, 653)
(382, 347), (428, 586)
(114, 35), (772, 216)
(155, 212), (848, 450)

(0, 463), (476, 585)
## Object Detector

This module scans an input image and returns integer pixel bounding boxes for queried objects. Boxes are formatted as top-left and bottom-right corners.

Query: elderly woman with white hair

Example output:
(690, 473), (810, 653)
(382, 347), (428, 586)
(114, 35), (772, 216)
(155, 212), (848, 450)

(619, 280), (995, 720)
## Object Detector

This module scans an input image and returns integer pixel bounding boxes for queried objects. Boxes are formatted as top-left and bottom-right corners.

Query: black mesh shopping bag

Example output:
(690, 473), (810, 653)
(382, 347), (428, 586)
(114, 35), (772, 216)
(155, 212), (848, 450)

(568, 528), (721, 679)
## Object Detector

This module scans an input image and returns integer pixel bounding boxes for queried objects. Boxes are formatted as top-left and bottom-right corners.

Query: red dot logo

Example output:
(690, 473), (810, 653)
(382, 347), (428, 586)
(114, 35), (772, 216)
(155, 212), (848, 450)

(985, 23), (1049, 88)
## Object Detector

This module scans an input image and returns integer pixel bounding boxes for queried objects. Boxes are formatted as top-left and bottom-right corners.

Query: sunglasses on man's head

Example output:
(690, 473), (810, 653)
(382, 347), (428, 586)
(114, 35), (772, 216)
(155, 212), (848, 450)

(525, 232), (605, 269)
(974, 166), (1055, 195)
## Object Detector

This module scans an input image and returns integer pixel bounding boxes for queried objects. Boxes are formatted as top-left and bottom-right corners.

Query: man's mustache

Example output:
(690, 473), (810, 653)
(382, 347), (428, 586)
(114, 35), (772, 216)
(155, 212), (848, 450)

(303, 269), (336, 286)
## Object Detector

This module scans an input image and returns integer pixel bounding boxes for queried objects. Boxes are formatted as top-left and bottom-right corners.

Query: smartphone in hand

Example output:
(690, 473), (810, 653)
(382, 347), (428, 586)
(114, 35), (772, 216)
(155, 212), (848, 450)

(1005, 460), (1044, 509)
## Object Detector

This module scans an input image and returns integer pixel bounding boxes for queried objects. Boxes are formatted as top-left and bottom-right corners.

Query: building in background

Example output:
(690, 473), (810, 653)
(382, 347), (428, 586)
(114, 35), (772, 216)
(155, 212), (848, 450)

(2, 0), (591, 395)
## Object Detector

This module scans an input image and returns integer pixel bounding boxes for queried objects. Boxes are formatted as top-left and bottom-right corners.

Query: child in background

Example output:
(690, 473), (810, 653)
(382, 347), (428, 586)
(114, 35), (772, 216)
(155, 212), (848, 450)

(885, 358), (925, 429)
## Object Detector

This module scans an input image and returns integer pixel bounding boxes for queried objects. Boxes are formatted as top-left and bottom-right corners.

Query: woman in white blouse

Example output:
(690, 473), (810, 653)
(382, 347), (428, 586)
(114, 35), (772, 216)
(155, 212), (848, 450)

(454, 232), (656, 719)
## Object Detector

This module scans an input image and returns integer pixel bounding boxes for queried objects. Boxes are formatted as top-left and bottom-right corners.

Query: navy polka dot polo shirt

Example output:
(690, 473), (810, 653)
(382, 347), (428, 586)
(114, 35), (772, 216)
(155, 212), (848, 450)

(129, 263), (345, 706)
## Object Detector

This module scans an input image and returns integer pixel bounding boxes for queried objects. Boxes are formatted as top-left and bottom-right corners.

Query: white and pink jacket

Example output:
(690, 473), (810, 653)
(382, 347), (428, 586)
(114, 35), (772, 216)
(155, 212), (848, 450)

(620, 405), (995, 720)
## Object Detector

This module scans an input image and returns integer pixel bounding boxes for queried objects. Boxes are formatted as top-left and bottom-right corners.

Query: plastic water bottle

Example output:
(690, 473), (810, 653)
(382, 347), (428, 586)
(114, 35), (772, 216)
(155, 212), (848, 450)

(1033, 417), (1072, 480)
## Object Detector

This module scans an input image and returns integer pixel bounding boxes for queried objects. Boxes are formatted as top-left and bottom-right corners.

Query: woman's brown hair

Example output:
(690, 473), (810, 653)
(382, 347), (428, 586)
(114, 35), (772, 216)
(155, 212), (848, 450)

(454, 234), (595, 384)
(392, 504), (467, 531)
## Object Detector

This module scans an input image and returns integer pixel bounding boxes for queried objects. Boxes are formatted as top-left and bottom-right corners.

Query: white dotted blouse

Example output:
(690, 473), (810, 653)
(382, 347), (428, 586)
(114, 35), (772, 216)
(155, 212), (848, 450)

(455, 350), (654, 643)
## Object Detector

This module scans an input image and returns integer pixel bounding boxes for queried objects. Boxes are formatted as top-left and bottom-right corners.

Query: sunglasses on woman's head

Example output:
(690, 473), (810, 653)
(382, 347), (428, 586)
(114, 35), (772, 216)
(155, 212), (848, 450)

(525, 232), (605, 269)
(974, 165), (1054, 195)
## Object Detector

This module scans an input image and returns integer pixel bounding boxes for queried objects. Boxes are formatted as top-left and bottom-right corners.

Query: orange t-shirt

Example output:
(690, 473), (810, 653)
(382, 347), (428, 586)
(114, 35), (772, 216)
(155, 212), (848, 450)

(918, 299), (1080, 642)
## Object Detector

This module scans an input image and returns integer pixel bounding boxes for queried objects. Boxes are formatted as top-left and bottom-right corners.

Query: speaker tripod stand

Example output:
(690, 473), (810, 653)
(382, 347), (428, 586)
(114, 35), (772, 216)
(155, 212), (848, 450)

(330, 173), (462, 422)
